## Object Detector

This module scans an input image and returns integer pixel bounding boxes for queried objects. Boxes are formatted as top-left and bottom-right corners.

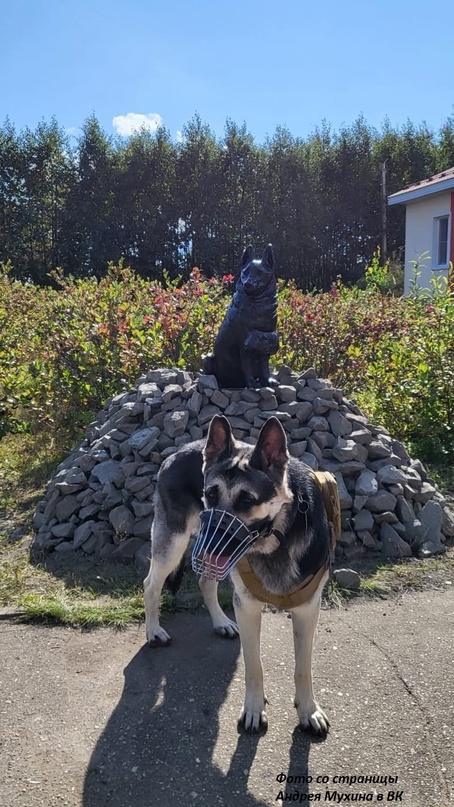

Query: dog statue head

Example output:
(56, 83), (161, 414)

(239, 244), (276, 295)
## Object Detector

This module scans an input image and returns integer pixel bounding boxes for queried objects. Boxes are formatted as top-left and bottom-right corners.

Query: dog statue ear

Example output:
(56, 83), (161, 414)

(205, 415), (233, 466)
(240, 245), (254, 267)
(261, 243), (275, 272)
(251, 416), (288, 472)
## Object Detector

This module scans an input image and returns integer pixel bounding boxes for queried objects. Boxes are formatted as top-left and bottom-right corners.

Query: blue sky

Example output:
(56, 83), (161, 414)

(2, 0), (454, 144)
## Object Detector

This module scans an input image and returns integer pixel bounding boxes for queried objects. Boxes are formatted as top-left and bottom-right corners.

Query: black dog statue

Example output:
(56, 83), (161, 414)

(202, 244), (278, 388)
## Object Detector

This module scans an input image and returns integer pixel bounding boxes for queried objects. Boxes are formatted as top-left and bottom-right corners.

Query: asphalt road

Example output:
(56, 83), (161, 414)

(0, 588), (453, 807)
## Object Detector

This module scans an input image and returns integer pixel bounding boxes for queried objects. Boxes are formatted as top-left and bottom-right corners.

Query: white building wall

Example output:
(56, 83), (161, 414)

(404, 191), (451, 293)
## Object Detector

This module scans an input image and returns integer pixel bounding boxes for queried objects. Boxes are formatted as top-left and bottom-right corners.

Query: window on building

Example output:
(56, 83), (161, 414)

(437, 215), (449, 266)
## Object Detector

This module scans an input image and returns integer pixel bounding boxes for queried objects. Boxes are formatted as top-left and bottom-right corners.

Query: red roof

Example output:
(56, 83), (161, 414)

(388, 166), (454, 205)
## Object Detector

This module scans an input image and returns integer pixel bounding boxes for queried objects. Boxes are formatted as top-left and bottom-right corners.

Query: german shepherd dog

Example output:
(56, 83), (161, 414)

(202, 244), (278, 389)
(144, 415), (330, 735)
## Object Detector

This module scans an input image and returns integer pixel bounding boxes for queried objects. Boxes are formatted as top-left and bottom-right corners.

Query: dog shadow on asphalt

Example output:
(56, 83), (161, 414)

(82, 613), (321, 807)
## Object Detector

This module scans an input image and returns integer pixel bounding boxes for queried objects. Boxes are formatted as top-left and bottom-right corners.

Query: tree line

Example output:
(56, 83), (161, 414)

(1, 112), (454, 288)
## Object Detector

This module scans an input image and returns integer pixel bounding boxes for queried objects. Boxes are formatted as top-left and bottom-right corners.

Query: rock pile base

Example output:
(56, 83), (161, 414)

(33, 366), (454, 577)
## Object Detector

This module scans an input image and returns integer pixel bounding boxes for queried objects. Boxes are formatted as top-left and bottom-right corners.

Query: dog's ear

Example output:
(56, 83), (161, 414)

(261, 243), (275, 272)
(205, 415), (234, 467)
(240, 245), (254, 267)
(250, 416), (289, 473)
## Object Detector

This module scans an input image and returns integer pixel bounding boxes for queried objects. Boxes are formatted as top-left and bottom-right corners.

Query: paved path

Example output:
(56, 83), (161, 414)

(0, 588), (453, 807)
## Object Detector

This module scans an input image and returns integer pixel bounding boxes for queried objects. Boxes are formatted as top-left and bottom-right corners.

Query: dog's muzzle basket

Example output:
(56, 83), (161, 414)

(192, 509), (258, 581)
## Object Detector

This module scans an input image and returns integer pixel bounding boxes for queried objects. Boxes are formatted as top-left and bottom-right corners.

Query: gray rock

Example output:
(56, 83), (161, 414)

(367, 440), (392, 459)
(54, 541), (75, 553)
(136, 382), (160, 401)
(146, 369), (179, 385)
(311, 431), (335, 449)
(73, 520), (97, 550)
(133, 517), (153, 539)
(357, 530), (379, 549)
(301, 452), (318, 470)
(289, 441), (307, 458)
(79, 503), (101, 520)
(349, 428), (373, 445)
(307, 416), (329, 432)
(413, 482), (438, 504)
(333, 438), (359, 462)
(338, 531), (356, 547)
(373, 511), (399, 524)
(442, 506), (454, 537)
(211, 389), (230, 408)
(353, 495), (368, 512)
(313, 397), (338, 414)
(334, 472), (353, 509)
(124, 476), (150, 493)
(90, 459), (121, 485)
(163, 410), (189, 437)
(162, 384), (183, 402)
(197, 374), (219, 392)
(306, 437), (323, 463)
(381, 523), (412, 557)
(109, 505), (135, 536)
(328, 410), (352, 437)
(198, 404), (220, 425)
(366, 490), (397, 513)
(112, 536), (145, 563)
(353, 509), (374, 532)
(333, 568), (361, 588)
(320, 459), (366, 475)
(127, 427), (160, 451)
(135, 541), (151, 577)
(418, 541), (446, 558)
(55, 495), (79, 521)
(131, 500), (155, 518)
(355, 470), (378, 496)
(376, 465), (408, 485)
(51, 522), (76, 539)
(276, 385), (297, 403)
(297, 387), (318, 402)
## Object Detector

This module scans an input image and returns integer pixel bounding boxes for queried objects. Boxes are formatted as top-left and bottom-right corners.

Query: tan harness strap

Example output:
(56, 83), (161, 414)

(309, 469), (342, 549)
(236, 556), (329, 609)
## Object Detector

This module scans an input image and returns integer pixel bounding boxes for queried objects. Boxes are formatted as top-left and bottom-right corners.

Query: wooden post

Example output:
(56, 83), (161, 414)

(380, 161), (388, 264)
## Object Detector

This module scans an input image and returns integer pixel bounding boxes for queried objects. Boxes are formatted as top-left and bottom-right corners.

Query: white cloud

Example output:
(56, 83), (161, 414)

(112, 112), (163, 137)
(175, 130), (184, 143)
(65, 126), (81, 138)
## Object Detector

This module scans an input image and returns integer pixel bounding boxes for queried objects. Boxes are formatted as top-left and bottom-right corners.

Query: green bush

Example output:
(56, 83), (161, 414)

(0, 262), (453, 461)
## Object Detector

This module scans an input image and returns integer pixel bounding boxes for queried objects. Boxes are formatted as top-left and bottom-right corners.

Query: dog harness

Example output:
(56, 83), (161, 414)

(235, 470), (341, 610)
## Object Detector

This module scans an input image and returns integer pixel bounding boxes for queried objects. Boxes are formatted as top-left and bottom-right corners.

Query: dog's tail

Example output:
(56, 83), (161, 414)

(165, 556), (186, 596)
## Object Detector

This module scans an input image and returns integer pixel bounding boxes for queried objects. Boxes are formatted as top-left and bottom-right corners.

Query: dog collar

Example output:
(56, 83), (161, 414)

(249, 519), (289, 549)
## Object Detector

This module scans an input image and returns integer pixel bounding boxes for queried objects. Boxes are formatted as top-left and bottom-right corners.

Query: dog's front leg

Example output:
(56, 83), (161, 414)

(240, 350), (258, 389)
(233, 588), (267, 733)
(198, 576), (239, 638)
(143, 556), (175, 646)
(291, 584), (329, 736)
(144, 530), (191, 647)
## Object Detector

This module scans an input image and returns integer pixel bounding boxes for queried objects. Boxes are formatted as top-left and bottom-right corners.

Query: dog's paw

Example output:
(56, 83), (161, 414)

(213, 617), (239, 639)
(146, 626), (172, 647)
(295, 700), (329, 737)
(237, 706), (268, 734)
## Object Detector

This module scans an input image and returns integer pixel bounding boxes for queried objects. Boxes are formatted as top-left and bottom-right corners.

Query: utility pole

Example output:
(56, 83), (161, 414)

(380, 160), (388, 264)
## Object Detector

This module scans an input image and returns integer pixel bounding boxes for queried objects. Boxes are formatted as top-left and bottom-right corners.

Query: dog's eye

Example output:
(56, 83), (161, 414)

(205, 486), (218, 504)
(237, 491), (258, 508)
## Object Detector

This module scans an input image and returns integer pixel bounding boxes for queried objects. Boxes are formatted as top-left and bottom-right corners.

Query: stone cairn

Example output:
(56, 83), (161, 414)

(32, 366), (453, 577)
